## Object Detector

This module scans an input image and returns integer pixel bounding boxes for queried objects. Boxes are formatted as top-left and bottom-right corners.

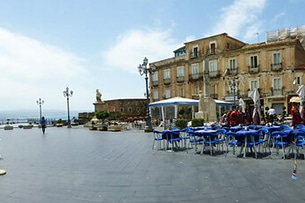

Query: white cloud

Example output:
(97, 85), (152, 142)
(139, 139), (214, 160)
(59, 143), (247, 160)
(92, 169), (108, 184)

(0, 28), (93, 110)
(102, 28), (182, 74)
(207, 0), (267, 42)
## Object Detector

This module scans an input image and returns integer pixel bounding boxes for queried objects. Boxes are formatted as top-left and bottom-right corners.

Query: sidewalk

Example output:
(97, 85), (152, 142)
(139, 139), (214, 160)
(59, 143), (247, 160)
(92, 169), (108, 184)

(0, 126), (304, 203)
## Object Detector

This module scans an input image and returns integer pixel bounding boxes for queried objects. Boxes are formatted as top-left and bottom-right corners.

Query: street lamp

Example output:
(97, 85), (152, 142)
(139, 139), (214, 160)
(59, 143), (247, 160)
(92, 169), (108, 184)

(63, 87), (73, 128)
(138, 57), (156, 132)
(229, 77), (239, 105)
(36, 98), (44, 121)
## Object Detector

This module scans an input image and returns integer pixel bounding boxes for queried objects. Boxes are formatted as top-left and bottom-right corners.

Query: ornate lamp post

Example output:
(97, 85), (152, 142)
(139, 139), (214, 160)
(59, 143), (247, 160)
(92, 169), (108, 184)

(229, 77), (239, 105)
(36, 98), (44, 121)
(138, 57), (155, 132)
(63, 87), (73, 128)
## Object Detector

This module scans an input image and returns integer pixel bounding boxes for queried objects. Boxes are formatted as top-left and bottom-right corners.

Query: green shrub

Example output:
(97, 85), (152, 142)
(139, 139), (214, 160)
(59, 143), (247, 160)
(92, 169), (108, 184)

(96, 110), (110, 120)
(175, 119), (187, 129)
(191, 118), (204, 127)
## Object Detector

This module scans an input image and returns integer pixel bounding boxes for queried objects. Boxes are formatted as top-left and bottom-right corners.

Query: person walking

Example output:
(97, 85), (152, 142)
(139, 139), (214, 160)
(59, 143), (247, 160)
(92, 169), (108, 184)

(41, 116), (46, 134)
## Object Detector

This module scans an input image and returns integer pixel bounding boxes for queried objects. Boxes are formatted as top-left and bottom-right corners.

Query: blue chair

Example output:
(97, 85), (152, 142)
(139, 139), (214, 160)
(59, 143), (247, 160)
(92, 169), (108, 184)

(270, 130), (294, 159)
(227, 131), (242, 155)
(180, 127), (192, 152)
(201, 128), (227, 156)
(152, 130), (167, 150)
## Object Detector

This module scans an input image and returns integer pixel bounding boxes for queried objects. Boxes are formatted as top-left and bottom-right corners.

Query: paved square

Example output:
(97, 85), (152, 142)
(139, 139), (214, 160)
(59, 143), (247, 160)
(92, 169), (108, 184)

(0, 126), (305, 203)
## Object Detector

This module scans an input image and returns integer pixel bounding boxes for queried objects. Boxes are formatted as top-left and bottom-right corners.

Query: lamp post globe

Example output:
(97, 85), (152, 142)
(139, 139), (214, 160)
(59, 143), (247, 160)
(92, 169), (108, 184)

(138, 57), (155, 132)
(63, 87), (73, 128)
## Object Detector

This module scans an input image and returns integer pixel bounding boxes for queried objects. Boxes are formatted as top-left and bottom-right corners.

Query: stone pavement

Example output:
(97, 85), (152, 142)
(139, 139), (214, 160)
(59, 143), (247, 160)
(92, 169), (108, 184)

(0, 126), (305, 203)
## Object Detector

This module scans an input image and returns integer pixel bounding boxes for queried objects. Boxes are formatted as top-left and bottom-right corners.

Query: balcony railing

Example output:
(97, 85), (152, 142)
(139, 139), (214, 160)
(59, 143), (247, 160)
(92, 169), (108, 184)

(207, 48), (216, 55)
(190, 51), (199, 58)
(271, 63), (282, 71)
(163, 78), (171, 85)
(271, 88), (283, 96)
(248, 65), (259, 73)
(228, 67), (238, 75)
(209, 70), (221, 78)
(188, 73), (203, 81)
(152, 80), (158, 86)
(177, 76), (184, 83)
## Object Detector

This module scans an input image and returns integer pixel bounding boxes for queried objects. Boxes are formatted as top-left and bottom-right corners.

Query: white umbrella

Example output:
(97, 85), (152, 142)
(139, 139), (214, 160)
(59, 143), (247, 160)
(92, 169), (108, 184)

(296, 84), (305, 105)
(239, 98), (246, 113)
(249, 88), (262, 120)
(249, 88), (260, 106)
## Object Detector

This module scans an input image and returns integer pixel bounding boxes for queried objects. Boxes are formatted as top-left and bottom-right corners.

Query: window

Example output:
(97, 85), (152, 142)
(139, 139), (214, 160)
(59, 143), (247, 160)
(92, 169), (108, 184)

(250, 55), (258, 68)
(294, 76), (302, 85)
(273, 52), (281, 65)
(192, 64), (199, 79)
(192, 46), (198, 57)
(153, 91), (159, 101)
(164, 69), (170, 79)
(152, 72), (158, 86)
(177, 66), (184, 82)
(152, 72), (158, 82)
(209, 42), (216, 54)
(165, 89), (170, 99)
(250, 80), (259, 90)
(177, 66), (184, 77)
(209, 61), (217, 72)
(193, 85), (199, 96)
(273, 78), (282, 90)
(164, 69), (170, 84)
(229, 58), (237, 70)
(179, 87), (184, 97)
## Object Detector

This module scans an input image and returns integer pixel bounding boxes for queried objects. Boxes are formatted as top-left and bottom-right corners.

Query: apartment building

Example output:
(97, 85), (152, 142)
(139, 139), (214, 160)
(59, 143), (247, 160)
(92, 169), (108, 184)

(150, 30), (305, 117)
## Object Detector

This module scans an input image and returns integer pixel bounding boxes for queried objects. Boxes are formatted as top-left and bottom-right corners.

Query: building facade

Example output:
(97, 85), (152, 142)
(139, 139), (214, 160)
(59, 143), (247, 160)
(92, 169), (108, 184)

(150, 31), (305, 118)
(94, 98), (147, 121)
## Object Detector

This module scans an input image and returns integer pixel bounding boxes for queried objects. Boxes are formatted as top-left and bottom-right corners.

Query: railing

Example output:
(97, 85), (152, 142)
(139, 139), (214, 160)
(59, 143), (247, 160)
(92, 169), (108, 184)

(272, 88), (283, 96)
(209, 70), (221, 78)
(248, 65), (259, 73)
(271, 63), (282, 71)
(190, 51), (199, 58)
(177, 76), (184, 83)
(207, 48), (216, 55)
(152, 80), (158, 86)
(163, 78), (171, 85)
(228, 67), (238, 75)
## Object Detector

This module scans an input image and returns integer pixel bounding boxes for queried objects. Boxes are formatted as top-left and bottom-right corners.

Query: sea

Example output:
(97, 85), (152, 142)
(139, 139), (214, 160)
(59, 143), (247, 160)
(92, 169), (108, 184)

(0, 109), (92, 125)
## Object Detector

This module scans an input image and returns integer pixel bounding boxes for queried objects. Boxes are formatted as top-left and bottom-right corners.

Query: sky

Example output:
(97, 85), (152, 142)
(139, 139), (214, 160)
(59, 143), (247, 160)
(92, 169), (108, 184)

(0, 0), (304, 112)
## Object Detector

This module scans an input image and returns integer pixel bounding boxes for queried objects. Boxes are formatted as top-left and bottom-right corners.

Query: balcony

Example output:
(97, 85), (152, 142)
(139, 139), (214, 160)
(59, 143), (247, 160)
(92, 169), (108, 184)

(188, 73), (203, 82)
(271, 63), (282, 71)
(152, 80), (158, 86)
(190, 51), (199, 58)
(248, 65), (259, 74)
(163, 78), (171, 85)
(271, 88), (283, 96)
(209, 70), (221, 78)
(177, 76), (184, 83)
(228, 67), (238, 75)
(207, 48), (216, 55)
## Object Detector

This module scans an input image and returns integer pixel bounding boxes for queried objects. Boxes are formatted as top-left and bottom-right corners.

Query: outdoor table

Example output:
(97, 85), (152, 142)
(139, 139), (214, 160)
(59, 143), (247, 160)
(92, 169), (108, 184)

(236, 129), (260, 158)
(195, 129), (219, 155)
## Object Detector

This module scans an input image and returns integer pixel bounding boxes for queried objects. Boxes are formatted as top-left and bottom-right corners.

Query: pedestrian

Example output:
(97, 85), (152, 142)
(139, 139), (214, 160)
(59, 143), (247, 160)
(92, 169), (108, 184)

(41, 116), (46, 134)
(291, 102), (303, 127)
(267, 106), (276, 123)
